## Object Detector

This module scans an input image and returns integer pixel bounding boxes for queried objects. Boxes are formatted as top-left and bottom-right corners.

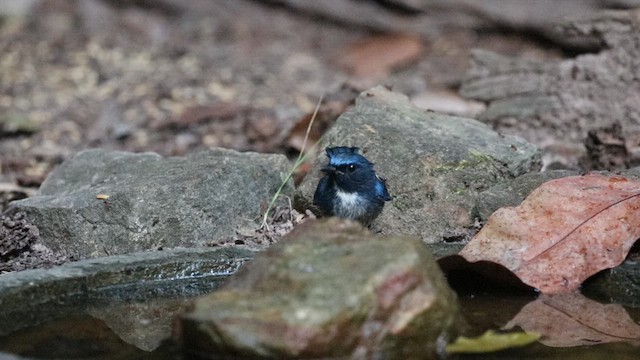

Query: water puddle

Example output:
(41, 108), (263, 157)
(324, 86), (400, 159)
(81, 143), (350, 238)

(1, 252), (639, 359)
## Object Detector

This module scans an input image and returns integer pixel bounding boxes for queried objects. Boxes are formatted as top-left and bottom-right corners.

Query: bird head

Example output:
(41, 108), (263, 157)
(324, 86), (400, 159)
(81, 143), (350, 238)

(321, 147), (377, 192)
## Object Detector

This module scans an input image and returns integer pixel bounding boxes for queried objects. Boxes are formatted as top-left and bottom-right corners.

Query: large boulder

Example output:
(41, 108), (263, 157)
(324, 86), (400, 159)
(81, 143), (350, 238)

(298, 86), (540, 246)
(180, 218), (462, 359)
(8, 148), (292, 259)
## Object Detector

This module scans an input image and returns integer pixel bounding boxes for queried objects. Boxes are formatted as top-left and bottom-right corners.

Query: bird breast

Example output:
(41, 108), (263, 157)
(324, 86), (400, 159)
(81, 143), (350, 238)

(334, 188), (367, 219)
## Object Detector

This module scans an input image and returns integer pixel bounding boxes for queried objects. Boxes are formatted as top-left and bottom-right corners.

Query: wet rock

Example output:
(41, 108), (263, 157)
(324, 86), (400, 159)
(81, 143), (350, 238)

(297, 86), (540, 244)
(180, 218), (462, 359)
(8, 148), (292, 259)
(583, 258), (640, 308)
(0, 247), (253, 337)
(86, 298), (193, 352)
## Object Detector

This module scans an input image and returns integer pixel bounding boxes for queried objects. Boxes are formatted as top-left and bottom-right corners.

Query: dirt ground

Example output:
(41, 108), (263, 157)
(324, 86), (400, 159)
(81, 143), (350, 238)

(0, 0), (566, 193)
(1, 0), (619, 271)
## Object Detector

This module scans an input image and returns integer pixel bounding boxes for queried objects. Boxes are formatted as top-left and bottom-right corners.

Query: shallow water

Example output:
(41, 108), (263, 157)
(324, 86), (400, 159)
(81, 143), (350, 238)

(1, 268), (639, 359)
(0, 277), (208, 360)
(447, 269), (640, 360)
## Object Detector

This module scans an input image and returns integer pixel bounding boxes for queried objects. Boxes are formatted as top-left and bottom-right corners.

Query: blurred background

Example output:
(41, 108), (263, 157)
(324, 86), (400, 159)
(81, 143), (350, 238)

(2, 0), (639, 209)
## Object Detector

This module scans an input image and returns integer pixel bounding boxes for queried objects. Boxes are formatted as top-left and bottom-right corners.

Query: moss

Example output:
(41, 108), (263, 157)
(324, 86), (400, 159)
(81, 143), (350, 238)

(433, 150), (495, 173)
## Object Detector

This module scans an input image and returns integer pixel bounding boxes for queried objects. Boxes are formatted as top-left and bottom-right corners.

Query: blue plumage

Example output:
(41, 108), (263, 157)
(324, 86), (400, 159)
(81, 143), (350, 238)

(313, 146), (391, 226)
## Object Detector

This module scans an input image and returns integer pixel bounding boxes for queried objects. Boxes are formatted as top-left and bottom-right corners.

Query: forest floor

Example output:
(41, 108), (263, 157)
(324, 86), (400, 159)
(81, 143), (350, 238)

(1, 0), (628, 271)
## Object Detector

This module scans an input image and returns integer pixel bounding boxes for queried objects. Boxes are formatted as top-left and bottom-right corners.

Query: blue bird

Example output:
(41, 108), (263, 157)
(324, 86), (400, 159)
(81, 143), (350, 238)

(313, 146), (391, 226)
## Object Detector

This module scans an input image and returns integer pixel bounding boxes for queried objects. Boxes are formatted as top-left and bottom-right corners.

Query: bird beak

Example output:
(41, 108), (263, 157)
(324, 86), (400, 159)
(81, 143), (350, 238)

(321, 165), (336, 174)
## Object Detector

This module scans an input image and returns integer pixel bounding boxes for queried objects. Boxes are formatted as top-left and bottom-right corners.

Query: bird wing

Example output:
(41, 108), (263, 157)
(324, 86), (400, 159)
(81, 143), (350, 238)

(313, 176), (334, 213)
(375, 174), (392, 201)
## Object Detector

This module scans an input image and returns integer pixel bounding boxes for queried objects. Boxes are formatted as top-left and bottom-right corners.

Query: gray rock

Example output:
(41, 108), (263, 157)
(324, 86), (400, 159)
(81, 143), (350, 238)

(475, 170), (578, 221)
(0, 246), (254, 337)
(180, 218), (462, 359)
(8, 148), (292, 259)
(460, 10), (640, 168)
(260, 0), (639, 49)
(0, 212), (38, 257)
(86, 297), (194, 352)
(298, 86), (540, 244)
(583, 259), (640, 308)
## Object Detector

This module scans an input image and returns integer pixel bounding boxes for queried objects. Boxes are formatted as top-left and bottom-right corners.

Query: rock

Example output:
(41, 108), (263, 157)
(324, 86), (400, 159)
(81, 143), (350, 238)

(474, 170), (578, 222)
(179, 218), (462, 359)
(460, 10), (640, 169)
(0, 212), (38, 257)
(0, 246), (253, 337)
(8, 148), (293, 259)
(297, 86), (540, 244)
(260, 0), (640, 49)
(86, 298), (194, 352)
(583, 258), (640, 308)
(0, 212), (65, 274)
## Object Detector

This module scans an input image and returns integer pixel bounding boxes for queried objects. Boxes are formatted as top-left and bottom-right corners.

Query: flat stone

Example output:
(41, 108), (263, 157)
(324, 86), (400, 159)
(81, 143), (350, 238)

(180, 218), (462, 359)
(8, 148), (292, 259)
(0, 246), (254, 337)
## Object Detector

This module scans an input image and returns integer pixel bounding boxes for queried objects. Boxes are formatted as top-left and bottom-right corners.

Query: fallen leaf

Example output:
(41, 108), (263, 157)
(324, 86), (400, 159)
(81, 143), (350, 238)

(285, 100), (351, 153)
(292, 161), (312, 186)
(245, 113), (278, 140)
(446, 330), (540, 354)
(285, 112), (325, 152)
(336, 34), (423, 78)
(411, 89), (486, 118)
(460, 174), (640, 294)
(504, 293), (640, 347)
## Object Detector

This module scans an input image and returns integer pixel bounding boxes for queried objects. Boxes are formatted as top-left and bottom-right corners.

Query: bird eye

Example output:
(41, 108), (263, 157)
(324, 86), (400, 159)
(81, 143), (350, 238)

(347, 164), (356, 172)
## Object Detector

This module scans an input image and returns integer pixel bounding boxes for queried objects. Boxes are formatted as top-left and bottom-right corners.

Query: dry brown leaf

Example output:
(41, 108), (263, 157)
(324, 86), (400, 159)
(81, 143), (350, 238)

(411, 89), (486, 118)
(285, 98), (351, 153)
(460, 174), (640, 294)
(286, 112), (326, 152)
(504, 293), (640, 347)
(337, 34), (423, 78)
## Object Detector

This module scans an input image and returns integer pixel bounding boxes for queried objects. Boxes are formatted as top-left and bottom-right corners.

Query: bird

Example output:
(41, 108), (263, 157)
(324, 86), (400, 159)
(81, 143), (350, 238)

(313, 146), (391, 226)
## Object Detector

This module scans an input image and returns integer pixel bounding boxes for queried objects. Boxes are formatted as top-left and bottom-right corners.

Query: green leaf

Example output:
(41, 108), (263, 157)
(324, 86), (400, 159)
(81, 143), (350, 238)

(446, 330), (540, 354)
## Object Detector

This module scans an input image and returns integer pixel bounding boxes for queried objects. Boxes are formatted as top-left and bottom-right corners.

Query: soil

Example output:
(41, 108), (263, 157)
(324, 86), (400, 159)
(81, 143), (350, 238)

(0, 0), (624, 272)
